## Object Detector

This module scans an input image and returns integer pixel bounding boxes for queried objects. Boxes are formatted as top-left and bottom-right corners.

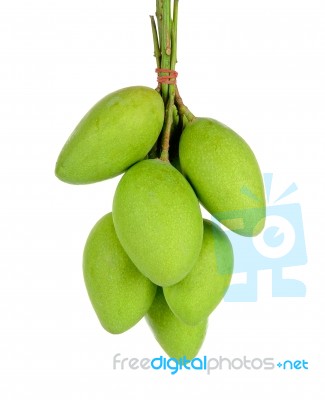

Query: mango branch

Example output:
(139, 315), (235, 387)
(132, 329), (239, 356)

(156, 0), (163, 54)
(175, 86), (196, 122)
(150, 16), (161, 92)
(148, 15), (162, 159)
(160, 0), (178, 161)
(156, 0), (171, 104)
(170, 0), (178, 71)
(152, 0), (195, 161)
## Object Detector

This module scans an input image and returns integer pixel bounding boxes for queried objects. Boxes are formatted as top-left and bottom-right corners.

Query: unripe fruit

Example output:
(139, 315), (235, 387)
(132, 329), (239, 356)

(164, 219), (233, 325)
(112, 159), (203, 286)
(179, 117), (266, 236)
(83, 213), (157, 334)
(55, 86), (164, 184)
(146, 288), (207, 360)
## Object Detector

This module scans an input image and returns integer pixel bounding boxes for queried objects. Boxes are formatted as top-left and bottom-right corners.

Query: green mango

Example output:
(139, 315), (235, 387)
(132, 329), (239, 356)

(146, 288), (207, 360)
(83, 212), (157, 334)
(112, 159), (203, 286)
(179, 117), (266, 236)
(55, 86), (164, 184)
(164, 219), (233, 325)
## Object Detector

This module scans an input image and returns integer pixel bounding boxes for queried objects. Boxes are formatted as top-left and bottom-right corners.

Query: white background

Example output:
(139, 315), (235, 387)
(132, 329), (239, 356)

(1, 0), (324, 398)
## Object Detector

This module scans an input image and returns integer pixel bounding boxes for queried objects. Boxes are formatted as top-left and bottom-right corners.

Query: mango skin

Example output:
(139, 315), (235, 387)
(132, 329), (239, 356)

(112, 159), (203, 287)
(83, 213), (157, 334)
(146, 288), (207, 360)
(55, 86), (164, 184)
(164, 219), (233, 326)
(179, 117), (266, 236)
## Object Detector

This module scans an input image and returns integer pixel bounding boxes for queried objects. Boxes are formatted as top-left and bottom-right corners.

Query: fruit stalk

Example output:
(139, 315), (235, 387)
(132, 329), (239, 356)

(160, 0), (178, 161)
(150, 15), (161, 79)
(154, 0), (178, 161)
(156, 0), (172, 104)
(175, 86), (196, 123)
(152, 0), (195, 161)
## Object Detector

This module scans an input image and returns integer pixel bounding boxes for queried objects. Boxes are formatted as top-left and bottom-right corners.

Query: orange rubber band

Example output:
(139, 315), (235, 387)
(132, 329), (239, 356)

(155, 68), (178, 85)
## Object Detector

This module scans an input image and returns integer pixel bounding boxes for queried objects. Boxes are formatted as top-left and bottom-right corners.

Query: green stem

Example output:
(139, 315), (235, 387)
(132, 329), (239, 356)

(150, 15), (162, 92)
(153, 0), (195, 161)
(160, 0), (178, 161)
(156, 0), (163, 47)
(156, 0), (171, 104)
(175, 86), (196, 122)
(150, 16), (161, 69)
(170, 0), (178, 72)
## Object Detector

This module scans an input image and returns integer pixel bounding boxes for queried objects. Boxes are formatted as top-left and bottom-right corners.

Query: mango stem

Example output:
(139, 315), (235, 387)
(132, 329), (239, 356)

(150, 15), (162, 93)
(175, 86), (196, 123)
(152, 0), (195, 161)
(159, 0), (178, 162)
(156, 0), (171, 104)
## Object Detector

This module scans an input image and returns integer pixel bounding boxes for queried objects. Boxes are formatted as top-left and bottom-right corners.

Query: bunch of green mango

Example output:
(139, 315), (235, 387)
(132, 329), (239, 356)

(55, 0), (266, 363)
(55, 83), (266, 360)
